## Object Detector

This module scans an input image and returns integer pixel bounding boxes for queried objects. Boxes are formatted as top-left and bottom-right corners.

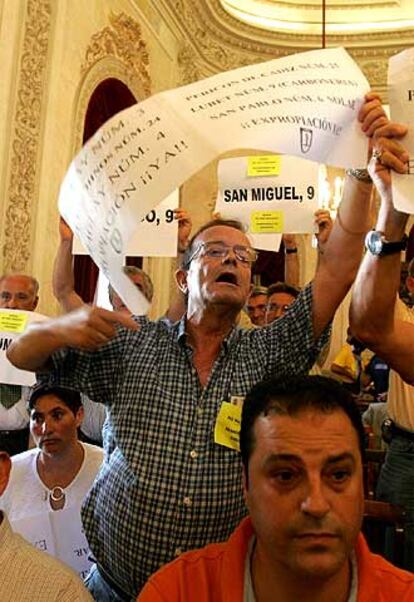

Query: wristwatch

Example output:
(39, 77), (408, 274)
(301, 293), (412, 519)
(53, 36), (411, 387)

(365, 230), (408, 256)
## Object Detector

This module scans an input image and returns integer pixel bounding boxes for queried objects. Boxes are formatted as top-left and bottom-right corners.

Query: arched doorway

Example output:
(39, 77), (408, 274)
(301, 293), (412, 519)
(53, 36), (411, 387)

(74, 78), (138, 302)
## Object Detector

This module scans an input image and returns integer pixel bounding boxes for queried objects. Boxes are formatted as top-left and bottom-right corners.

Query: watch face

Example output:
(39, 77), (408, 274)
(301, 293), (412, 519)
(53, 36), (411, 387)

(366, 230), (383, 255)
(365, 231), (408, 256)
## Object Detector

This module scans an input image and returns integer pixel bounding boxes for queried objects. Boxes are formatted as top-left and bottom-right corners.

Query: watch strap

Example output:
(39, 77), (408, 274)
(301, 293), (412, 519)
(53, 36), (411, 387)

(379, 234), (408, 255)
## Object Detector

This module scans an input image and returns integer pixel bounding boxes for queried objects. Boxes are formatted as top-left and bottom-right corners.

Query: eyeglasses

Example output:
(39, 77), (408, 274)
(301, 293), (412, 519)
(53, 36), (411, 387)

(267, 303), (291, 314)
(186, 241), (258, 266)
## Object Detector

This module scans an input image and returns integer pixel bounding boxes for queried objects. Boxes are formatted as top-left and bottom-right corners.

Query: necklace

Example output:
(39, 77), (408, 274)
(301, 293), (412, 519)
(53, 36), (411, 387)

(49, 486), (65, 503)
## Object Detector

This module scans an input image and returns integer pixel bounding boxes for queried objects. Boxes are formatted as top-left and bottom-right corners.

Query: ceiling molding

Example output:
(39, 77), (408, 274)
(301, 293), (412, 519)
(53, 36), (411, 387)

(160, 0), (413, 97)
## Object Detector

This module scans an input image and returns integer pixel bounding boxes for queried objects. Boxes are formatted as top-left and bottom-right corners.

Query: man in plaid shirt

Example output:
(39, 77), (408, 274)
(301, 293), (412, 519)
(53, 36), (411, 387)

(7, 99), (409, 599)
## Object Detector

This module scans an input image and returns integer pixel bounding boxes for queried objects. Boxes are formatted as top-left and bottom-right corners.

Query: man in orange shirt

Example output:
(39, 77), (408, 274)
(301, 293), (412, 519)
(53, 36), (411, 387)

(139, 375), (414, 602)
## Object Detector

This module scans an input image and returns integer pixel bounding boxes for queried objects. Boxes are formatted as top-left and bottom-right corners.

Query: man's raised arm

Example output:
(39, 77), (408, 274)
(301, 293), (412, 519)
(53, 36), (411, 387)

(53, 218), (85, 312)
(350, 134), (413, 383)
(311, 93), (408, 340)
(6, 306), (138, 372)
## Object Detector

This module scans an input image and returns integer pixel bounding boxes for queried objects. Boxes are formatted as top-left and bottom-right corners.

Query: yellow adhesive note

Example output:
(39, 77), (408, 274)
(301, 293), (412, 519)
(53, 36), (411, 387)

(250, 211), (284, 233)
(247, 155), (281, 177)
(0, 312), (28, 333)
(214, 402), (242, 451)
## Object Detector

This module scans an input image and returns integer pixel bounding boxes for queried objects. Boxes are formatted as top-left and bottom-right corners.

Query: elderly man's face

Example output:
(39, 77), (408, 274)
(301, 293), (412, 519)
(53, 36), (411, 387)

(183, 226), (253, 313)
(0, 276), (38, 311)
(246, 294), (267, 326)
(30, 394), (83, 456)
(244, 408), (363, 583)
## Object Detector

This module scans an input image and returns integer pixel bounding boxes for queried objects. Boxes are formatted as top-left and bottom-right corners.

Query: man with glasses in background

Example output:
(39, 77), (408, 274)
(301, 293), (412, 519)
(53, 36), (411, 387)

(7, 99), (409, 599)
(245, 286), (268, 327)
(266, 282), (300, 324)
(0, 274), (39, 456)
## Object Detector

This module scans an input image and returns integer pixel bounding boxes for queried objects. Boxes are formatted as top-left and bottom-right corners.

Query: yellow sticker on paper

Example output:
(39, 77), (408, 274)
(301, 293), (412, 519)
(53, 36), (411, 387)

(250, 211), (284, 233)
(0, 312), (28, 333)
(247, 155), (281, 177)
(214, 402), (242, 451)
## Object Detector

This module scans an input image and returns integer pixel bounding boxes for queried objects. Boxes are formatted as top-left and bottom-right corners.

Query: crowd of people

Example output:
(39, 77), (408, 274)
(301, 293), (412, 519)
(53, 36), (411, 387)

(0, 92), (413, 601)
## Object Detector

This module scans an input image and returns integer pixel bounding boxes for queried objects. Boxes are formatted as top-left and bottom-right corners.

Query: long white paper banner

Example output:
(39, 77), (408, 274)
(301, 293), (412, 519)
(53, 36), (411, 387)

(73, 190), (179, 257)
(388, 48), (414, 214)
(59, 47), (370, 313)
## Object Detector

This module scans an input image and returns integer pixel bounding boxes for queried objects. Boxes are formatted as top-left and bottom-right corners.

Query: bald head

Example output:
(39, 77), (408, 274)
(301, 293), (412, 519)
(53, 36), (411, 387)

(0, 274), (39, 311)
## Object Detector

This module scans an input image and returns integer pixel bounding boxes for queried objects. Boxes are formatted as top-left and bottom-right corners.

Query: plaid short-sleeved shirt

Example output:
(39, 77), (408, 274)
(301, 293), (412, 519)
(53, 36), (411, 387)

(46, 283), (329, 596)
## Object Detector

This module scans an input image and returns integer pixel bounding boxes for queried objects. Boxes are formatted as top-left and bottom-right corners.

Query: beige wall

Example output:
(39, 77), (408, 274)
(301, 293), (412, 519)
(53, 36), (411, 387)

(0, 0), (186, 317)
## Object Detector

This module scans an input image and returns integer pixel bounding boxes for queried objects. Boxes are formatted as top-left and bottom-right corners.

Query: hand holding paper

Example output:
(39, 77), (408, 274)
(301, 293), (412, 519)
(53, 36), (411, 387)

(175, 207), (192, 253)
(59, 217), (74, 243)
(368, 130), (409, 202)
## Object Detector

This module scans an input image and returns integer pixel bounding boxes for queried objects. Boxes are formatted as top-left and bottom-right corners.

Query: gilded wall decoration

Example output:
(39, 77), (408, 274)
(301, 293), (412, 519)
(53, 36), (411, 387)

(178, 43), (208, 85)
(3, 0), (52, 272)
(81, 12), (151, 96)
(73, 12), (152, 152)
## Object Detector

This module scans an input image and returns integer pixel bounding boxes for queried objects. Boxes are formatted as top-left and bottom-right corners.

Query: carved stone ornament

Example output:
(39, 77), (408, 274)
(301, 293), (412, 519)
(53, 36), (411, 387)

(71, 12), (152, 152)
(178, 43), (206, 86)
(4, 0), (52, 272)
(81, 12), (151, 97)
(169, 0), (414, 89)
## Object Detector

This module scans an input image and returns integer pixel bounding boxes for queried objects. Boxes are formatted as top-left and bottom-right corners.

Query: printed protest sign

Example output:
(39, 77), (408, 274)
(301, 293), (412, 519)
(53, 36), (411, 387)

(73, 190), (179, 257)
(215, 154), (319, 250)
(0, 309), (47, 386)
(388, 48), (414, 214)
(58, 46), (370, 312)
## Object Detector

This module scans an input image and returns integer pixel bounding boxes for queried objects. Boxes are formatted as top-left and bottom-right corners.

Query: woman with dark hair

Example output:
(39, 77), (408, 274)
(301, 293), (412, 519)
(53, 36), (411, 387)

(0, 384), (103, 577)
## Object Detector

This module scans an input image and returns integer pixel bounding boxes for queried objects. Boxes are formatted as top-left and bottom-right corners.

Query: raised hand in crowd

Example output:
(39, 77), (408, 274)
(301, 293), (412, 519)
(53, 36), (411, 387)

(53, 217), (84, 312)
(314, 209), (333, 253)
(175, 207), (192, 253)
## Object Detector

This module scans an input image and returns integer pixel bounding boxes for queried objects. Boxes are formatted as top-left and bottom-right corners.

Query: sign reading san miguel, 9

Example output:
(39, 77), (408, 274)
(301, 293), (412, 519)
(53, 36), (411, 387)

(223, 185), (315, 203)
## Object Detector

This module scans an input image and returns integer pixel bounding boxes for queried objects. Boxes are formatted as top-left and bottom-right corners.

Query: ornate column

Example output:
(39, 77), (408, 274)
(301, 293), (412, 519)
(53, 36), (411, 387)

(1, 0), (52, 275)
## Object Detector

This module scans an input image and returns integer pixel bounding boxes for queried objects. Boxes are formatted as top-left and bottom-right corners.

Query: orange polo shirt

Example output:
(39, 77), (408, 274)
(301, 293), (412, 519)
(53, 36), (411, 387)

(138, 517), (414, 602)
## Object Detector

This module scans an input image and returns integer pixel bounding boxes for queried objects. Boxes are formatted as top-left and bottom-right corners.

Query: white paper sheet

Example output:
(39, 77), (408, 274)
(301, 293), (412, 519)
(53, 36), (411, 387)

(58, 47), (370, 313)
(388, 48), (414, 214)
(215, 155), (319, 250)
(73, 190), (179, 257)
(12, 504), (93, 579)
(126, 189), (179, 256)
(0, 309), (47, 386)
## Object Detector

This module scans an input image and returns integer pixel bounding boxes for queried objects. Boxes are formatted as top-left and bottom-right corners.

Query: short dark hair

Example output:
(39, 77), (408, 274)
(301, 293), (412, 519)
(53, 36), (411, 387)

(240, 375), (365, 482)
(180, 218), (246, 269)
(267, 282), (300, 299)
(28, 384), (82, 415)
